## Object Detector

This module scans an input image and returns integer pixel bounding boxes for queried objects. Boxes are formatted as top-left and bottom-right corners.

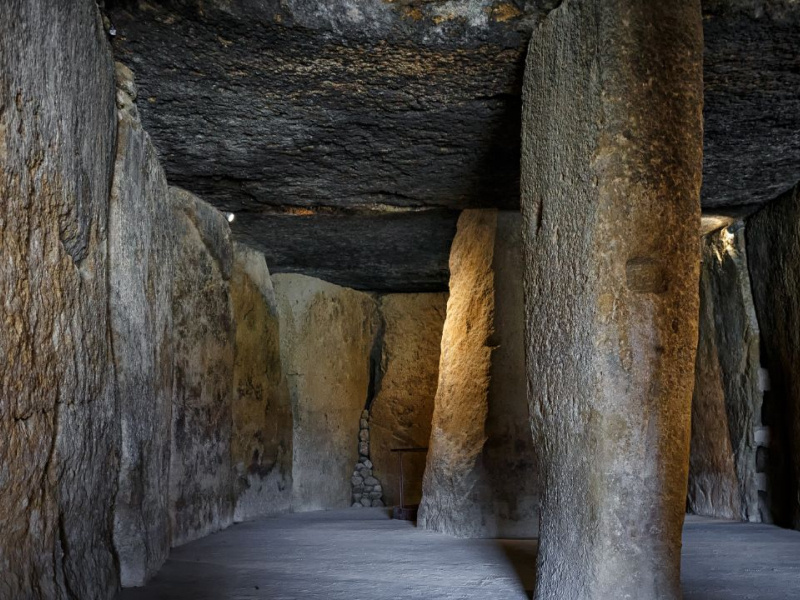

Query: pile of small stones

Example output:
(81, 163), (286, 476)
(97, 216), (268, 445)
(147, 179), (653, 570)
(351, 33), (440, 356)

(352, 409), (385, 508)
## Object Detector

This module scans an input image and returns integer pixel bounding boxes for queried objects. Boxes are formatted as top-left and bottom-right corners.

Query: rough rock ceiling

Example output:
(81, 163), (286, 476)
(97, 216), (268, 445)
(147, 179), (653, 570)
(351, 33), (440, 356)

(107, 0), (800, 291)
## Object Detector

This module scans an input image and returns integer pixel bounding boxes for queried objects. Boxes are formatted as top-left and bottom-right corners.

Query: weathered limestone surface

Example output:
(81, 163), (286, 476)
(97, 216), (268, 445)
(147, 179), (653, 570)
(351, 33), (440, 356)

(231, 243), (293, 521)
(418, 210), (537, 537)
(109, 63), (176, 586)
(0, 2), (119, 598)
(748, 184), (800, 530)
(169, 187), (236, 546)
(689, 225), (761, 522)
(107, 0), (529, 291)
(107, 1), (800, 290)
(273, 274), (379, 511)
(702, 1), (800, 209)
(521, 1), (704, 598)
(419, 210), (497, 536)
(369, 294), (447, 507)
(107, 1), (534, 215)
(234, 209), (460, 292)
(3, 2), (307, 593)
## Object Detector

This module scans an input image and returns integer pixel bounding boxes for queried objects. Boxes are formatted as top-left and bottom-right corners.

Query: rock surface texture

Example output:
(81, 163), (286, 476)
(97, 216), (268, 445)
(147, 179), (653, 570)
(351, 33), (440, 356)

(233, 210), (460, 292)
(748, 183), (800, 530)
(419, 210), (497, 536)
(2, 2), (310, 594)
(230, 243), (294, 521)
(0, 2), (119, 598)
(109, 63), (176, 586)
(419, 210), (537, 538)
(702, 1), (800, 209)
(521, 1), (704, 598)
(688, 225), (762, 522)
(482, 211), (539, 537)
(369, 294), (447, 507)
(106, 0), (800, 290)
(169, 187), (236, 546)
(273, 274), (379, 511)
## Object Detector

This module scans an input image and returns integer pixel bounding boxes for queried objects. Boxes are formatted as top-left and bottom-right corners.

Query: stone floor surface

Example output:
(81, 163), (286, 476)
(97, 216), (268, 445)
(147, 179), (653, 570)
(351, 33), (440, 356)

(118, 509), (800, 600)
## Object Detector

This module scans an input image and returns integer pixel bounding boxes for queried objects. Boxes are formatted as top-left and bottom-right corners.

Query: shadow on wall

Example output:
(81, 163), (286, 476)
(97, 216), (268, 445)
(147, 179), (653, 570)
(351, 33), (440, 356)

(496, 539), (538, 600)
(418, 209), (540, 539)
(747, 183), (800, 531)
(369, 294), (448, 508)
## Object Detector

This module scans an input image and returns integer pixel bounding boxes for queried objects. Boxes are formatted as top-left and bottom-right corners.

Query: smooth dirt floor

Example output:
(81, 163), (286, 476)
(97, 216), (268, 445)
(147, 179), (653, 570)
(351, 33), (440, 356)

(118, 510), (800, 599)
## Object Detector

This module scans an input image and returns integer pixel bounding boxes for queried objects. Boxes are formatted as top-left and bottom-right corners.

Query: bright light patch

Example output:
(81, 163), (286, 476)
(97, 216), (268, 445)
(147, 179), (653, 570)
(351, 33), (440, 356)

(226, 212), (235, 223)
(720, 226), (736, 256)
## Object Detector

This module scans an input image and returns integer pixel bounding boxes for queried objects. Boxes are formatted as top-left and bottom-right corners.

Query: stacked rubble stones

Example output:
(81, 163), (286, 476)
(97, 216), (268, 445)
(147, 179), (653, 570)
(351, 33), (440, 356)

(352, 410), (385, 508)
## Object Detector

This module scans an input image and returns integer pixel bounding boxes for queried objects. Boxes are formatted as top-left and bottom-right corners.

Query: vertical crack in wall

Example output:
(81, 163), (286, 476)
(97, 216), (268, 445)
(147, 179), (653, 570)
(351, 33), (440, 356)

(364, 298), (386, 412)
(57, 512), (77, 599)
(106, 100), (123, 582)
(352, 300), (386, 508)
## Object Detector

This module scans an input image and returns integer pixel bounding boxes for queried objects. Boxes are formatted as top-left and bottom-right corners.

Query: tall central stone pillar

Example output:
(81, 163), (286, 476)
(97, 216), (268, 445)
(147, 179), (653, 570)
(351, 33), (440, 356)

(521, 1), (703, 599)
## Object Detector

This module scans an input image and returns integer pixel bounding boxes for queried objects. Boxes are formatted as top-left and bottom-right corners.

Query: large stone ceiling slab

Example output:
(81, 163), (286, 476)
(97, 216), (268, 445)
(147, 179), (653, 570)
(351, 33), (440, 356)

(703, 1), (800, 209)
(107, 0), (800, 291)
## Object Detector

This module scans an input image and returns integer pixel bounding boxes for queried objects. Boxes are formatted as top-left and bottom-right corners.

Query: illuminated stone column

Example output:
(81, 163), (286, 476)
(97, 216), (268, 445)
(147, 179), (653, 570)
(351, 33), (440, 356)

(419, 210), (540, 537)
(521, 1), (703, 598)
(418, 210), (498, 536)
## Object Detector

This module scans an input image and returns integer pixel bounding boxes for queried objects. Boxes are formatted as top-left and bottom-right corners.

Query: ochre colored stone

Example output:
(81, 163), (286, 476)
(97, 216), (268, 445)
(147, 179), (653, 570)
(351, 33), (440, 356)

(231, 243), (293, 521)
(748, 183), (800, 529)
(0, 1), (119, 597)
(689, 225), (761, 522)
(370, 293), (447, 507)
(109, 63), (176, 586)
(418, 210), (538, 537)
(272, 274), (379, 511)
(521, 1), (704, 597)
(169, 187), (236, 546)
(418, 210), (497, 536)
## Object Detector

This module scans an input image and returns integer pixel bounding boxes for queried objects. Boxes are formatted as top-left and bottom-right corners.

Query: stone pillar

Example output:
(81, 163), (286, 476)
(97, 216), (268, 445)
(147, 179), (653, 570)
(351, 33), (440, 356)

(230, 243), (293, 522)
(110, 63), (175, 586)
(418, 210), (538, 537)
(419, 210), (497, 536)
(169, 187), (236, 546)
(0, 2), (119, 597)
(688, 224), (762, 523)
(370, 293), (447, 508)
(272, 274), (379, 512)
(521, 1), (703, 598)
(748, 183), (800, 530)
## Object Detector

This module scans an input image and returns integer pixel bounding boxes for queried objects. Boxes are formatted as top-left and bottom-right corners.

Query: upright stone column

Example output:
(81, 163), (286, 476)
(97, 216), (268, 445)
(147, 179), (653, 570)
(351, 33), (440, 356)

(110, 63), (176, 586)
(169, 187), (236, 546)
(1, 2), (119, 597)
(418, 210), (498, 535)
(419, 210), (539, 537)
(521, 1), (703, 598)
(748, 183), (800, 529)
(688, 224), (762, 523)
(230, 243), (293, 521)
